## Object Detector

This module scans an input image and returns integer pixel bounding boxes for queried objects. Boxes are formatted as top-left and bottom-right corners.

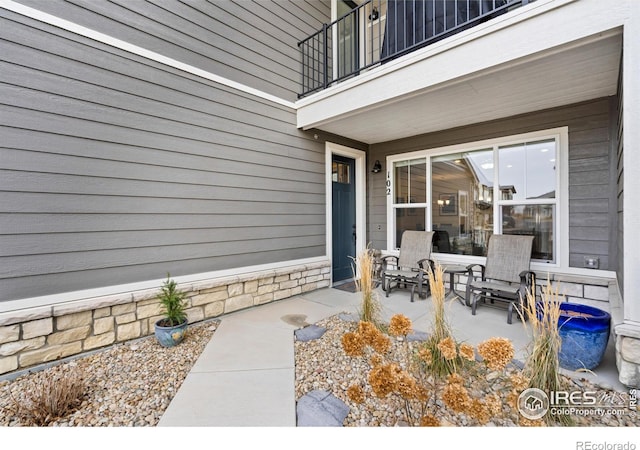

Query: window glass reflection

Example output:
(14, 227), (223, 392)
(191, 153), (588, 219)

(431, 149), (493, 256)
(499, 139), (556, 201)
(394, 159), (426, 204)
(502, 204), (554, 262)
(395, 208), (426, 249)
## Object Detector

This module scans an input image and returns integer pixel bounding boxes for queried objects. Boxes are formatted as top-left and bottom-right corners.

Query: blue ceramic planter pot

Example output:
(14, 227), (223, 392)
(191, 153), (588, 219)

(557, 302), (611, 371)
(154, 319), (188, 348)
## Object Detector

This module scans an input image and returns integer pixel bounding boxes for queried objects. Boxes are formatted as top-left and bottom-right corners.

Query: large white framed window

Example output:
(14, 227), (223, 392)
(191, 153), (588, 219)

(386, 128), (567, 266)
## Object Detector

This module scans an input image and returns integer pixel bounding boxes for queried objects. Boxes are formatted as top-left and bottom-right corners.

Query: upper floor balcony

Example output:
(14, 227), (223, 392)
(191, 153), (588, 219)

(298, 0), (532, 98)
(296, 0), (623, 145)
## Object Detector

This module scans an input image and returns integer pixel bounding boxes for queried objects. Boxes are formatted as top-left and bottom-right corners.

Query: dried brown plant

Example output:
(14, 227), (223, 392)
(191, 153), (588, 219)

(509, 373), (530, 391)
(442, 382), (471, 413)
(389, 314), (413, 337)
(353, 320), (391, 354)
(468, 398), (491, 424)
(347, 385), (365, 404)
(459, 343), (476, 362)
(353, 246), (382, 326)
(417, 347), (433, 365)
(446, 373), (464, 386)
(419, 262), (464, 378)
(518, 280), (572, 425)
(10, 364), (86, 426)
(341, 332), (365, 357)
(370, 333), (391, 354)
(437, 337), (458, 360)
(395, 369), (420, 400)
(419, 415), (440, 427)
(358, 320), (381, 344)
(485, 393), (503, 416)
(368, 363), (401, 398)
(519, 417), (546, 427)
(477, 337), (515, 371)
(426, 262), (450, 342)
(370, 354), (383, 367)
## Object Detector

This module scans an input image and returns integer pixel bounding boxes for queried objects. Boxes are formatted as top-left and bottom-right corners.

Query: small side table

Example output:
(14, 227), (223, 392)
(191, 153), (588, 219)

(442, 264), (469, 306)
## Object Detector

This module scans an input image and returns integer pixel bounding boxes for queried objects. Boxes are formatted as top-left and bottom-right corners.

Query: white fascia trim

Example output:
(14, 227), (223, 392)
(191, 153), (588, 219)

(0, 0), (295, 109)
(0, 256), (329, 314)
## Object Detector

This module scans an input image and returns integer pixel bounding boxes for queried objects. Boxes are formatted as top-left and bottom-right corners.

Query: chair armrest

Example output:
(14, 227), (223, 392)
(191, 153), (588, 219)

(465, 263), (485, 281)
(417, 258), (435, 272)
(518, 270), (536, 295)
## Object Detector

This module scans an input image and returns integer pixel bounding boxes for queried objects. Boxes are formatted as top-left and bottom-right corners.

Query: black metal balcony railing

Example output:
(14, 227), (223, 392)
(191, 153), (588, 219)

(298, 0), (531, 98)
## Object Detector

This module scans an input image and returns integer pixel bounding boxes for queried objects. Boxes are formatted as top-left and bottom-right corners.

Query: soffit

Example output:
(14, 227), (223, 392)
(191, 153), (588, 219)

(300, 33), (621, 145)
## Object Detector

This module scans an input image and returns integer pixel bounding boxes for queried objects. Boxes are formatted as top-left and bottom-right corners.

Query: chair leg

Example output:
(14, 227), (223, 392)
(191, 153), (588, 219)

(507, 302), (513, 324)
(471, 294), (478, 316)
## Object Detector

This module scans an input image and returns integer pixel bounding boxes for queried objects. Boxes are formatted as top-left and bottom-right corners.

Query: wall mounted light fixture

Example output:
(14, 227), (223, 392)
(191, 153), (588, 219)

(369, 7), (379, 21)
(371, 160), (382, 173)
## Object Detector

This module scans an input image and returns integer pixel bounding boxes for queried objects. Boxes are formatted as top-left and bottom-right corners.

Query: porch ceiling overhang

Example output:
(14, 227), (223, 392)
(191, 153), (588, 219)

(296, 0), (623, 145)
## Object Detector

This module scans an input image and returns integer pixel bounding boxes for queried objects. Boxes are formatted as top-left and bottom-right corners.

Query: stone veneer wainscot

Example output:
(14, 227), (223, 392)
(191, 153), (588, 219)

(0, 261), (331, 376)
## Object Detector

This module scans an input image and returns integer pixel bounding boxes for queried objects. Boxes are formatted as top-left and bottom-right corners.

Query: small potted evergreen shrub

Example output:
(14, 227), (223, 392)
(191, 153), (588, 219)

(154, 274), (188, 347)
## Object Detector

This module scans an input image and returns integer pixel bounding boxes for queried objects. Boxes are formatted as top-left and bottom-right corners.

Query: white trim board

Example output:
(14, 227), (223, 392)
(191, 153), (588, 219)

(382, 127), (606, 276)
(325, 142), (367, 284)
(0, 0), (296, 109)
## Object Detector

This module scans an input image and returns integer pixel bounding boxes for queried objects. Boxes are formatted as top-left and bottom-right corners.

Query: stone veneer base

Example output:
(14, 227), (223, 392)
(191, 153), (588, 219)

(0, 261), (331, 376)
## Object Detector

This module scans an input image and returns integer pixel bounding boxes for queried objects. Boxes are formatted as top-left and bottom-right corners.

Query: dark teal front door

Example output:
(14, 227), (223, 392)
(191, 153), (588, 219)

(332, 155), (356, 282)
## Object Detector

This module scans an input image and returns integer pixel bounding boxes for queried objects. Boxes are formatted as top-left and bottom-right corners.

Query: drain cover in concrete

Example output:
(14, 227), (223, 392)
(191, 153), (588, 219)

(281, 314), (309, 327)
(296, 390), (349, 427)
(294, 325), (326, 342)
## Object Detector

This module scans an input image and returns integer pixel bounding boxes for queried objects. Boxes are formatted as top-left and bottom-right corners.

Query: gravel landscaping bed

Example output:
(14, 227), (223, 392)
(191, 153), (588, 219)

(294, 314), (640, 427)
(0, 320), (218, 426)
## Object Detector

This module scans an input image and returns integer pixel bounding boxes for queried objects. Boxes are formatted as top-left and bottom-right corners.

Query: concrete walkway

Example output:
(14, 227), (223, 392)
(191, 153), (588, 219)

(158, 286), (625, 426)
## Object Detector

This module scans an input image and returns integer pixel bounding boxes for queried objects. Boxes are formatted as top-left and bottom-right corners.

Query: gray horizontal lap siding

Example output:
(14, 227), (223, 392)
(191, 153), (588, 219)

(367, 98), (616, 271)
(0, 9), (326, 302)
(14, 0), (331, 102)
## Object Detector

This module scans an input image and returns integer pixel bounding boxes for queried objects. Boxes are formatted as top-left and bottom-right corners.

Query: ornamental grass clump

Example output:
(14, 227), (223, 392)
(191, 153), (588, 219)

(418, 262), (471, 378)
(352, 246), (382, 327)
(10, 364), (86, 426)
(518, 281), (573, 426)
